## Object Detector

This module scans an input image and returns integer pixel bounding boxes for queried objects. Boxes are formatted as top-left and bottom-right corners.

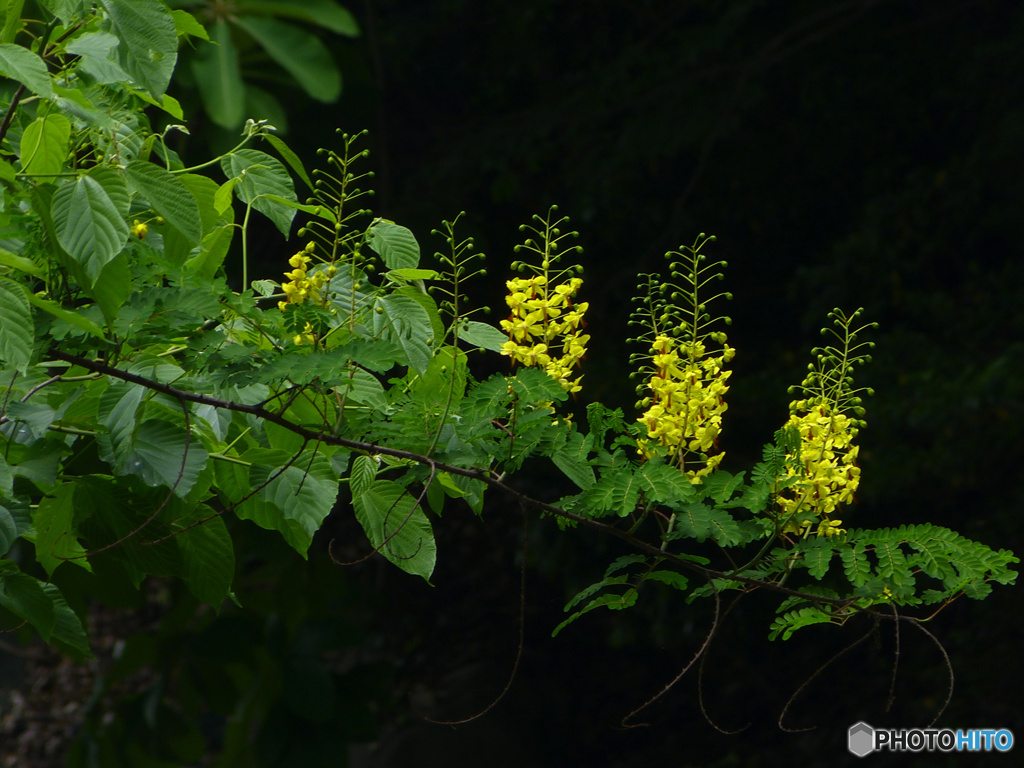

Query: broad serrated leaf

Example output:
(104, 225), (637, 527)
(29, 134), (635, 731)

(247, 453), (339, 556)
(65, 31), (130, 85)
(350, 455), (378, 499)
(0, 43), (52, 97)
(19, 113), (70, 176)
(99, 0), (177, 98)
(51, 168), (130, 282)
(458, 320), (507, 352)
(175, 504), (234, 607)
(221, 149), (296, 235)
(241, 0), (360, 35)
(0, 565), (55, 639)
(367, 219), (420, 270)
(0, 246), (44, 277)
(372, 292), (433, 374)
(233, 16), (340, 102)
(0, 506), (17, 556)
(353, 479), (436, 580)
(25, 292), (106, 339)
(32, 482), (91, 576)
(263, 132), (313, 189)
(125, 160), (202, 244)
(117, 419), (209, 498)
(0, 276), (32, 369)
(171, 8), (209, 40)
(192, 20), (244, 128)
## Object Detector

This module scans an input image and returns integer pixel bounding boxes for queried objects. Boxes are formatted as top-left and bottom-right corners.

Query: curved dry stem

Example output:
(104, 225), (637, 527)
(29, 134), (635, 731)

(424, 505), (529, 725)
(778, 622), (874, 732)
(620, 577), (721, 728)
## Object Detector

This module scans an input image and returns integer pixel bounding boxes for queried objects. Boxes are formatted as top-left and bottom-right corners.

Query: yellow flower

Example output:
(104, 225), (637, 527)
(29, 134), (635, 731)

(131, 219), (148, 239)
(501, 269), (588, 391)
(636, 334), (731, 481)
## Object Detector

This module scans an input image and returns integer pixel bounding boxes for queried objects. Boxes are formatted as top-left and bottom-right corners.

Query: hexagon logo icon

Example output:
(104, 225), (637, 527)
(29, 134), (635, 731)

(848, 721), (875, 757)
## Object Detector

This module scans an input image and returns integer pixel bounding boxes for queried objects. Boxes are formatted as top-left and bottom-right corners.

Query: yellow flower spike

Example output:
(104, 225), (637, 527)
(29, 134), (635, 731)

(131, 219), (148, 239)
(501, 217), (588, 392)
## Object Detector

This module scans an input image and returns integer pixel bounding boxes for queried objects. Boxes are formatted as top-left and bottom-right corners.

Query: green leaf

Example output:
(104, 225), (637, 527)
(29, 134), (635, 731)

(671, 502), (713, 541)
(643, 570), (690, 592)
(1, 1), (25, 44)
(171, 8), (209, 40)
(0, 276), (32, 369)
(125, 160), (202, 245)
(32, 482), (91, 576)
(769, 606), (834, 641)
(233, 16), (340, 102)
(51, 167), (130, 282)
(552, 431), (595, 490)
(372, 292), (433, 374)
(0, 454), (12, 498)
(802, 538), (834, 579)
(66, 31), (130, 85)
(221, 149), (297, 236)
(99, 0), (178, 98)
(840, 543), (871, 587)
(638, 462), (698, 505)
(19, 113), (71, 176)
(42, 582), (90, 658)
(87, 254), (132, 321)
(552, 588), (637, 637)
(0, 506), (17, 557)
(246, 452), (339, 556)
(367, 219), (420, 270)
(191, 20), (244, 128)
(26, 289), (106, 341)
(176, 504), (234, 607)
(240, 0), (360, 35)
(0, 43), (53, 98)
(353, 479), (436, 580)
(263, 132), (313, 189)
(0, 566), (55, 639)
(457, 320), (507, 352)
(0, 246), (44, 277)
(350, 455), (378, 499)
(117, 419), (210, 499)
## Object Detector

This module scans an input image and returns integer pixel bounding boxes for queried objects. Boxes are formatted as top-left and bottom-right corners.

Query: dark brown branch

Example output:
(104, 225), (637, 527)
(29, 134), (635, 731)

(43, 348), (886, 614)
